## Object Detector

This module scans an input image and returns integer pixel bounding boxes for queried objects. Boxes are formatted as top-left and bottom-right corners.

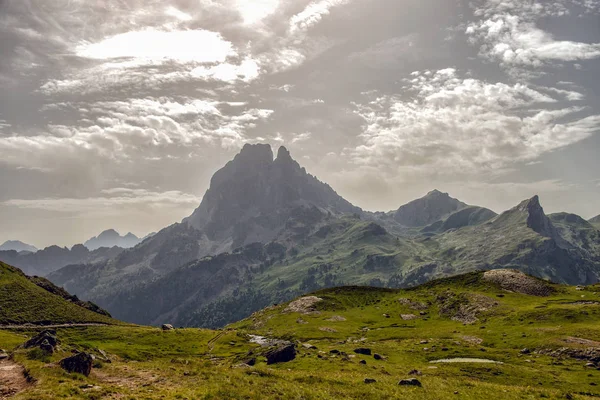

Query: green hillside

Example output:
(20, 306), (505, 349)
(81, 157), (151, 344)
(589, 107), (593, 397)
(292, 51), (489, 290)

(2, 270), (600, 399)
(0, 261), (118, 325)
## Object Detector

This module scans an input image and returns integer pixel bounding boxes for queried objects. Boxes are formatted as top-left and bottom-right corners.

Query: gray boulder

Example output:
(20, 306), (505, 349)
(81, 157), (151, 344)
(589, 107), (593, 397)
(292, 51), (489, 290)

(59, 352), (94, 376)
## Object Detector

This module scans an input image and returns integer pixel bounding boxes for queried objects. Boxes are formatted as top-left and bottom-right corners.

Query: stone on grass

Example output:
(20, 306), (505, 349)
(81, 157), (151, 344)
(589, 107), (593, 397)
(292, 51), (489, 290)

(364, 378), (377, 384)
(161, 324), (174, 331)
(399, 378), (422, 387)
(354, 348), (372, 355)
(59, 352), (94, 376)
(265, 344), (296, 365)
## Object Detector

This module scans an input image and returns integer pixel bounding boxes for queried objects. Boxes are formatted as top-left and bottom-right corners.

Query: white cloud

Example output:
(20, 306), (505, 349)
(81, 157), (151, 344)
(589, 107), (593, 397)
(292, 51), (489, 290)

(467, 2), (600, 72)
(351, 68), (600, 176)
(291, 132), (312, 143)
(75, 28), (236, 64)
(289, 0), (351, 34)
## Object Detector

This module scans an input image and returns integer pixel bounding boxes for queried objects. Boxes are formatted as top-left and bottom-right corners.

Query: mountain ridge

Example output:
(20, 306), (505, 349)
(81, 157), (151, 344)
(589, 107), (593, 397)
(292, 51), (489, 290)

(39, 144), (600, 328)
(0, 240), (37, 253)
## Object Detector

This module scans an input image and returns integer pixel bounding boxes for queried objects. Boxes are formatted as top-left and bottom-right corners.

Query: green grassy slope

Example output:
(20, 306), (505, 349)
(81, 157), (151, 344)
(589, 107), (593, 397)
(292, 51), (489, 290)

(3, 270), (600, 399)
(0, 261), (118, 325)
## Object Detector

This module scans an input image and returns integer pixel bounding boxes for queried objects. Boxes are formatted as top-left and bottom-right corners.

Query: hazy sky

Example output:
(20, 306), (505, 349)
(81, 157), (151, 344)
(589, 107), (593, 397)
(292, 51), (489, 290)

(1, 0), (599, 248)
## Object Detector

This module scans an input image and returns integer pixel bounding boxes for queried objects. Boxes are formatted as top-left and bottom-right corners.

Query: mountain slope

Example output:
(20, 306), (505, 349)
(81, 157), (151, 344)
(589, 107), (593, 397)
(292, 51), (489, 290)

(0, 240), (37, 253)
(421, 206), (497, 234)
(590, 214), (600, 229)
(0, 261), (116, 325)
(84, 229), (142, 250)
(403, 196), (600, 286)
(5, 271), (600, 399)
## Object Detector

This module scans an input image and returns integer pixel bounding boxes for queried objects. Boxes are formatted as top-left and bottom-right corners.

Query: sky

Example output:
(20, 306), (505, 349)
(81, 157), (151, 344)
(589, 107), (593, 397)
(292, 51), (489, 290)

(0, 0), (599, 248)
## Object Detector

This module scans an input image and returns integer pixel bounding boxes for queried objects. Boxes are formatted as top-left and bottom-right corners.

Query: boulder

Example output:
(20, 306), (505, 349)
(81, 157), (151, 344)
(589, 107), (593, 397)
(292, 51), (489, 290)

(59, 352), (94, 376)
(0, 350), (8, 360)
(39, 339), (55, 354)
(364, 378), (377, 384)
(359, 360), (367, 365)
(354, 348), (372, 355)
(302, 343), (317, 350)
(373, 353), (385, 360)
(24, 330), (59, 349)
(399, 378), (422, 387)
(161, 324), (174, 331)
(265, 344), (296, 365)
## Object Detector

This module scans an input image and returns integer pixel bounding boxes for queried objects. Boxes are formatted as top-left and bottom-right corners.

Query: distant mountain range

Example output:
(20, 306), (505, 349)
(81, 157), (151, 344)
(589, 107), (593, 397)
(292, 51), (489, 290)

(0, 240), (37, 253)
(42, 144), (600, 328)
(84, 229), (142, 250)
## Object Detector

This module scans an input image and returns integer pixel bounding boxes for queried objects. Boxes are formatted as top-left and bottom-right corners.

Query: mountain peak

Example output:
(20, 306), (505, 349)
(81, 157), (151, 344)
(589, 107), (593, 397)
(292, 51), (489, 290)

(236, 143), (274, 165)
(0, 240), (38, 253)
(84, 229), (141, 250)
(276, 145), (292, 161)
(393, 190), (468, 227)
(184, 142), (360, 246)
(426, 189), (448, 197)
(98, 229), (120, 238)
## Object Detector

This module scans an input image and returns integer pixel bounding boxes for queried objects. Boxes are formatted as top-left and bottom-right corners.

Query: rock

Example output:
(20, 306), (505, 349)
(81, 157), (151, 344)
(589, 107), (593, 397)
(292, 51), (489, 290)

(24, 330), (59, 349)
(302, 343), (317, 350)
(59, 352), (94, 376)
(586, 362), (596, 367)
(399, 378), (422, 387)
(401, 314), (417, 320)
(265, 344), (296, 365)
(284, 296), (323, 314)
(408, 369), (422, 376)
(243, 357), (257, 366)
(354, 348), (372, 355)
(520, 348), (531, 354)
(330, 349), (340, 355)
(383, 314), (390, 318)
(359, 360), (367, 365)
(96, 349), (112, 363)
(373, 353), (385, 360)
(441, 347), (449, 351)
(420, 340), (429, 344)
(161, 324), (174, 331)
(364, 378), (377, 384)
(0, 351), (8, 360)
(39, 339), (55, 354)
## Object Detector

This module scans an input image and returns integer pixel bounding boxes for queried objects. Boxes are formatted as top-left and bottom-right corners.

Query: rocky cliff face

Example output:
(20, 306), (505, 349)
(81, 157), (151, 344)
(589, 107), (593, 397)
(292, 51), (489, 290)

(184, 144), (360, 248)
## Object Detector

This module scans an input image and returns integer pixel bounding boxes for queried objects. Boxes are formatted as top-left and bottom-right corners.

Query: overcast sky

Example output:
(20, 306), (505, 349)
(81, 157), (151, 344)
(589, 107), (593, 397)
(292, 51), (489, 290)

(1, 0), (599, 248)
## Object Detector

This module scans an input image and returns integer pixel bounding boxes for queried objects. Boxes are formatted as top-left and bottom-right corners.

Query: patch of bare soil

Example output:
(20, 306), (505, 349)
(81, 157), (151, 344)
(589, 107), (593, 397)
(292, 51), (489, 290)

(483, 269), (553, 296)
(284, 296), (323, 314)
(0, 359), (30, 399)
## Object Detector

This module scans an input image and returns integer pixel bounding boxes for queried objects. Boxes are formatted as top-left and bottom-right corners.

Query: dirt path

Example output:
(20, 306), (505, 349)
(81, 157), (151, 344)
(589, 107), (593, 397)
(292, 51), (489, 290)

(0, 359), (29, 399)
(0, 323), (111, 330)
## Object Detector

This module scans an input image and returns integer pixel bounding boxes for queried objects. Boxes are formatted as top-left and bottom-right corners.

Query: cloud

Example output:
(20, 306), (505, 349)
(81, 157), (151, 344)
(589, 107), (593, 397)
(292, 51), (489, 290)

(351, 68), (600, 176)
(289, 0), (351, 34)
(0, 97), (274, 173)
(3, 189), (201, 213)
(467, 1), (600, 73)
(75, 28), (236, 64)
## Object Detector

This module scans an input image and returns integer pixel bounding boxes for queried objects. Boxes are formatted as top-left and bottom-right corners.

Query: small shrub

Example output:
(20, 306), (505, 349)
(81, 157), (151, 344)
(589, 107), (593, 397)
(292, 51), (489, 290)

(26, 348), (51, 363)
